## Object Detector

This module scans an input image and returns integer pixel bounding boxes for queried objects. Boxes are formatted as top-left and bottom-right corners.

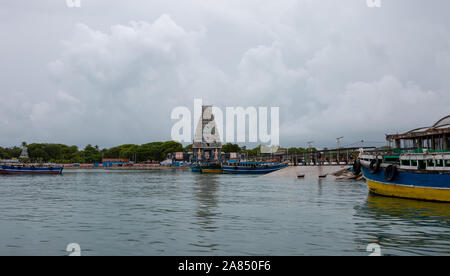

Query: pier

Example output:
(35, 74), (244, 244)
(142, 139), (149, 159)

(270, 146), (377, 166)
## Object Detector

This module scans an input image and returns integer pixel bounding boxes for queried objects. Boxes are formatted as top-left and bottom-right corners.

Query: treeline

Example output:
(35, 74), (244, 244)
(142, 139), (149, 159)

(1, 141), (319, 163)
(0, 146), (22, 160)
(0, 141), (183, 163)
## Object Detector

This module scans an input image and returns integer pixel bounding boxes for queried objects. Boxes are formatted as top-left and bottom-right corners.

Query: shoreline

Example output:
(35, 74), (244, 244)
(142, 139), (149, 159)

(62, 166), (189, 170)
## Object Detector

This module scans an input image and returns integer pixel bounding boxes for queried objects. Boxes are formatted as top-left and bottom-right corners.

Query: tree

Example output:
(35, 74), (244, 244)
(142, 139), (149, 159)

(222, 143), (241, 153)
(183, 144), (193, 152)
(83, 144), (102, 163)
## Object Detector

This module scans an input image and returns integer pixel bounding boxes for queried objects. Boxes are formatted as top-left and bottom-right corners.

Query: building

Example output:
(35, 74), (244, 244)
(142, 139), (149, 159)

(386, 115), (450, 151)
(192, 105), (222, 164)
(102, 158), (130, 167)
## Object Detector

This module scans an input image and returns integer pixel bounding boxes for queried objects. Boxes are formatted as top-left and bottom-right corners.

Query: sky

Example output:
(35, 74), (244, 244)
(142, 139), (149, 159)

(0, 0), (449, 149)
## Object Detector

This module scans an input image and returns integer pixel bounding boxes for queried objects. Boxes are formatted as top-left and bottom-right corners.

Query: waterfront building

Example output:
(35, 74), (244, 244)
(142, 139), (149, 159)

(386, 115), (450, 152)
(102, 158), (130, 167)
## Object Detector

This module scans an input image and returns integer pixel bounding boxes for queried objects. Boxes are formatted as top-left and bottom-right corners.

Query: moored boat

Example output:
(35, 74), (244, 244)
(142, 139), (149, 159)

(200, 163), (222, 174)
(190, 163), (202, 173)
(0, 164), (64, 175)
(222, 161), (288, 175)
(190, 163), (222, 173)
(355, 115), (450, 202)
(356, 152), (450, 202)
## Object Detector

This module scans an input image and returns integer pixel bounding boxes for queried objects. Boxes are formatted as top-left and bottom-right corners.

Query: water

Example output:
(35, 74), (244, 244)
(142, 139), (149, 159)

(0, 169), (449, 256)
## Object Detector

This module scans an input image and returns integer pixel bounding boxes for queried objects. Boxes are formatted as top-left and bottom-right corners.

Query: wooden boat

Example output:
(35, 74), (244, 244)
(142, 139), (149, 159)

(200, 164), (222, 174)
(0, 164), (64, 175)
(356, 152), (450, 202)
(355, 115), (450, 202)
(190, 164), (202, 173)
(190, 163), (222, 173)
(222, 161), (288, 175)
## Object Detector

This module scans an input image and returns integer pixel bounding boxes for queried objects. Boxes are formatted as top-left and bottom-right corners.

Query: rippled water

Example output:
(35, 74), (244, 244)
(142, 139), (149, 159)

(0, 169), (449, 256)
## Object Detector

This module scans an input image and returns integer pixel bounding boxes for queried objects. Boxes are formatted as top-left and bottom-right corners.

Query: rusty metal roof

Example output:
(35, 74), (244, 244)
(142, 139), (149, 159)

(386, 115), (450, 140)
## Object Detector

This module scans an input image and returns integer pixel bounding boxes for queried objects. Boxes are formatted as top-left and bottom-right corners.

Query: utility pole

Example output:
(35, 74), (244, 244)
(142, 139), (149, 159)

(336, 137), (344, 148)
(307, 141), (314, 165)
(336, 137), (343, 164)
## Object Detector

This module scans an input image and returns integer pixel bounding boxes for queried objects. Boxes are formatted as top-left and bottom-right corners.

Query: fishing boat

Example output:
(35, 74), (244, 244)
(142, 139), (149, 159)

(190, 163), (202, 173)
(222, 160), (288, 174)
(190, 163), (222, 173)
(355, 115), (450, 202)
(0, 144), (64, 175)
(0, 164), (64, 175)
(200, 163), (222, 174)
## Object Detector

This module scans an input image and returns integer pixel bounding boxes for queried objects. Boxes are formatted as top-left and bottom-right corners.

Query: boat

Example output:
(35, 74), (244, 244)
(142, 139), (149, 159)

(190, 163), (202, 173)
(356, 152), (450, 202)
(190, 163), (222, 174)
(199, 163), (222, 174)
(222, 161), (288, 174)
(355, 115), (450, 202)
(0, 143), (64, 175)
(0, 164), (64, 175)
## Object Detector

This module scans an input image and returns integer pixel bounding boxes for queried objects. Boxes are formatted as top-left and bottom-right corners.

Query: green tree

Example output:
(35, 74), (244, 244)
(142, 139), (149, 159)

(222, 143), (241, 153)
(83, 144), (102, 163)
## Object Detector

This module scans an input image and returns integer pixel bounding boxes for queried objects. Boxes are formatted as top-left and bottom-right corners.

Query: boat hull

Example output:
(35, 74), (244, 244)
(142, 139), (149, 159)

(362, 167), (450, 202)
(191, 164), (222, 173)
(201, 169), (222, 174)
(222, 163), (287, 175)
(0, 166), (64, 175)
(190, 165), (202, 173)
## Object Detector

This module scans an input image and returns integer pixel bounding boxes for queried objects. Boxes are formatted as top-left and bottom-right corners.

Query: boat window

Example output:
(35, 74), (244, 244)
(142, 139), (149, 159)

(401, 160), (410, 166)
(418, 160), (426, 170)
(444, 160), (450, 167)
(427, 160), (435, 167)
(435, 159), (444, 167)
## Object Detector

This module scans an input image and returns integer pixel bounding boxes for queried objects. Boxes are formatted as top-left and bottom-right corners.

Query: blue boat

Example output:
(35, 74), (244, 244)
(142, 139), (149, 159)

(190, 164), (202, 173)
(0, 164), (64, 175)
(356, 153), (450, 202)
(354, 115), (450, 202)
(222, 161), (288, 174)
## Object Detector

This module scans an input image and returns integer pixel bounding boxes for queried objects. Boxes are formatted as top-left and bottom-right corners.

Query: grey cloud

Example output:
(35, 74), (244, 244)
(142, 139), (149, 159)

(0, 0), (449, 148)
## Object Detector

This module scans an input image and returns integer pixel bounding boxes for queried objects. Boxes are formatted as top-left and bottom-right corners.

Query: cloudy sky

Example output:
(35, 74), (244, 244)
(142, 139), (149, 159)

(1, 0), (449, 149)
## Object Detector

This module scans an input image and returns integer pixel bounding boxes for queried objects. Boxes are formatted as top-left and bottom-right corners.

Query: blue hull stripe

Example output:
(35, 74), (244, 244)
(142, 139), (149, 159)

(362, 167), (450, 189)
(222, 164), (287, 174)
(0, 166), (63, 174)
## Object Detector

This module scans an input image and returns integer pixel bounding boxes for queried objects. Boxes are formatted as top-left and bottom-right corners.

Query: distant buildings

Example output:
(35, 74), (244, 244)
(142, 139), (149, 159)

(102, 158), (130, 167)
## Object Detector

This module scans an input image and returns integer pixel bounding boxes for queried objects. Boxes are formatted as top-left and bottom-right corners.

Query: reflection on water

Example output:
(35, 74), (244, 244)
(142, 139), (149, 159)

(353, 193), (450, 256)
(366, 193), (450, 219)
(188, 175), (220, 252)
(193, 175), (219, 231)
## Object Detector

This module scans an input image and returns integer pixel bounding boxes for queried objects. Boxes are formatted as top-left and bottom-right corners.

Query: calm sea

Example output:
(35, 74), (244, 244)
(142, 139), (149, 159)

(0, 169), (449, 256)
